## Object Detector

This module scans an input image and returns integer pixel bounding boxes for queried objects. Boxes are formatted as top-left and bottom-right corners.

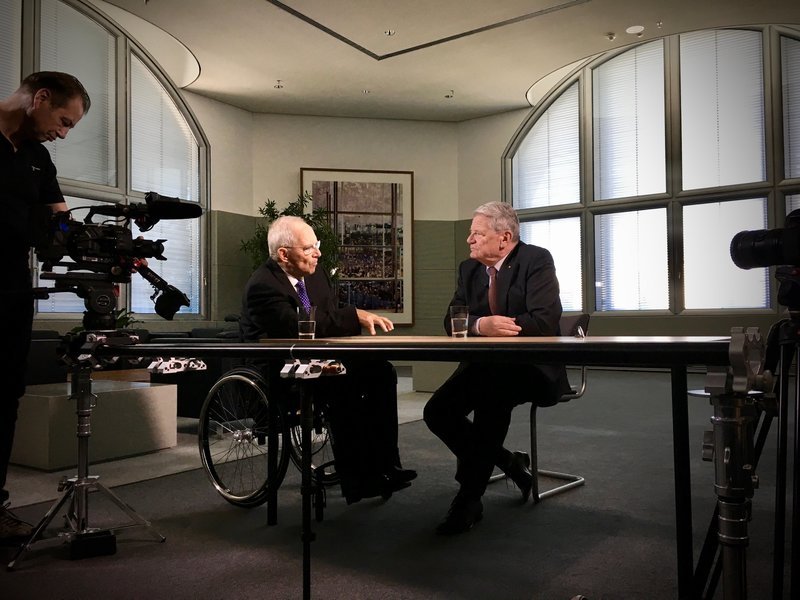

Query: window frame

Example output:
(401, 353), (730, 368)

(20, 0), (210, 322)
(503, 25), (800, 325)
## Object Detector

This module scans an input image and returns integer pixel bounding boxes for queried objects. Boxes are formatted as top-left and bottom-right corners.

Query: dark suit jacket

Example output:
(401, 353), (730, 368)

(238, 259), (400, 484)
(240, 258), (360, 341)
(444, 241), (570, 403)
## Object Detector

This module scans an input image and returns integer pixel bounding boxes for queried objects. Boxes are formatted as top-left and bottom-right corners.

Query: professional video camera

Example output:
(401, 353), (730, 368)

(731, 209), (800, 310)
(33, 191), (203, 330)
(730, 209), (800, 269)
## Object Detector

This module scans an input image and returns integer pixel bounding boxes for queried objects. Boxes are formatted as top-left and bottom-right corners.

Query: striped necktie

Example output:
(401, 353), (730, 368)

(296, 280), (312, 315)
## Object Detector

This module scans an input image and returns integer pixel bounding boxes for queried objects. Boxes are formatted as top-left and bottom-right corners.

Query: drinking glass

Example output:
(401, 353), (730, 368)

(449, 305), (469, 338)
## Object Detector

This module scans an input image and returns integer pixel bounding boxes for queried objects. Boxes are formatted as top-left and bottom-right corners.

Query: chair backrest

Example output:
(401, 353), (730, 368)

(559, 313), (590, 400)
(559, 313), (589, 339)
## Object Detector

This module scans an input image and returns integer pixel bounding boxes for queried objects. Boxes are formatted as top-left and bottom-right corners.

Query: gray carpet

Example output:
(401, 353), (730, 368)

(6, 378), (429, 508)
(0, 370), (790, 599)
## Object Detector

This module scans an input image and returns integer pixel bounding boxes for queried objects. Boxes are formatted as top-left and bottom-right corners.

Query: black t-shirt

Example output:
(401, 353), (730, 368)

(0, 133), (64, 285)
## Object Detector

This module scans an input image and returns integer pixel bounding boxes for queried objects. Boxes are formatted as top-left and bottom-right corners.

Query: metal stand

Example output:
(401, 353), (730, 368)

(774, 317), (800, 599)
(692, 328), (772, 600)
(7, 365), (165, 570)
(279, 359), (346, 600)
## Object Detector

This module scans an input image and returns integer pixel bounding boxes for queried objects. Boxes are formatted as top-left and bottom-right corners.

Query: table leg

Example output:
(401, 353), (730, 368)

(299, 384), (315, 600)
(671, 367), (696, 599)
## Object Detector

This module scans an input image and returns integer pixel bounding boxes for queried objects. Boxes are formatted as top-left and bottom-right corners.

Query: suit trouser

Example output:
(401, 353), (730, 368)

(423, 362), (556, 500)
(273, 359), (400, 494)
(319, 360), (399, 492)
(1, 283), (35, 505)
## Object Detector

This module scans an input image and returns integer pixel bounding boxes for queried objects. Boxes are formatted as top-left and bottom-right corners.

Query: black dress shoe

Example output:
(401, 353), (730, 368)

(386, 466), (417, 485)
(506, 451), (533, 503)
(435, 493), (483, 535)
(344, 475), (407, 505)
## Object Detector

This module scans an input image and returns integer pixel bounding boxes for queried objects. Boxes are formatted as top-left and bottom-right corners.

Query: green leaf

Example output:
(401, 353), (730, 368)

(240, 192), (339, 279)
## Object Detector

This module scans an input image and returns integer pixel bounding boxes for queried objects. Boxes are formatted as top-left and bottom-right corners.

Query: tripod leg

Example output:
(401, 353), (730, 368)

(91, 482), (165, 542)
(792, 351), (800, 598)
(772, 342), (791, 599)
(718, 498), (750, 600)
(7, 483), (76, 570)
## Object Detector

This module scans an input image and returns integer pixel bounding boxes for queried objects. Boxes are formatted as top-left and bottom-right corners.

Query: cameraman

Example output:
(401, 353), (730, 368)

(0, 72), (90, 543)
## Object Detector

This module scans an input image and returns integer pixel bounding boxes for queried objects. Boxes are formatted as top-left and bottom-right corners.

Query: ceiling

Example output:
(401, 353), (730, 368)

(99, 0), (800, 122)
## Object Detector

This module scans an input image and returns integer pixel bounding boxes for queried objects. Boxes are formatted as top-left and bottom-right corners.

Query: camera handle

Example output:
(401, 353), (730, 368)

(7, 333), (165, 570)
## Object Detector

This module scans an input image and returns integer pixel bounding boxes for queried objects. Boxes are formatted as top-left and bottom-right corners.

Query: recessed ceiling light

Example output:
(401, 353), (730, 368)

(626, 25), (645, 36)
(605, 32), (616, 41)
(384, 29), (396, 36)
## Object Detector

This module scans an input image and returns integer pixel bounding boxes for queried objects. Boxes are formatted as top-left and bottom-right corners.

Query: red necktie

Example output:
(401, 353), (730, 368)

(488, 266), (498, 315)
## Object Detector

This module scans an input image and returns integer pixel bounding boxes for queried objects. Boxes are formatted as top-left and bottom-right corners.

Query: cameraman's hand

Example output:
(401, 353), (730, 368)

(131, 257), (149, 272)
(132, 237), (149, 271)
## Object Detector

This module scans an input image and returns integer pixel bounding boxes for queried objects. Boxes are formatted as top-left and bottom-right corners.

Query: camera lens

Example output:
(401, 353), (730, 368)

(730, 227), (800, 269)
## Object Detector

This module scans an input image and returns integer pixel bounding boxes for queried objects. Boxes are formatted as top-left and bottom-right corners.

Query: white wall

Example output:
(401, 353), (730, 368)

(185, 92), (530, 222)
(456, 108), (529, 220)
(251, 114), (459, 221)
(184, 91), (254, 216)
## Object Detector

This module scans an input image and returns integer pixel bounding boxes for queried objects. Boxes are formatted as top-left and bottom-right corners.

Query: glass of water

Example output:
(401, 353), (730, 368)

(449, 305), (469, 338)
(298, 306), (316, 339)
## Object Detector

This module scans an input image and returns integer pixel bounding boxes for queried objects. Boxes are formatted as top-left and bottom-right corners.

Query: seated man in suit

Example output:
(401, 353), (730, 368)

(423, 201), (569, 534)
(239, 215), (415, 504)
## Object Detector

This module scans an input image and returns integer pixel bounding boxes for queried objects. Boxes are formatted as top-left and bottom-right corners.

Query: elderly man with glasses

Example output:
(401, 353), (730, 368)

(239, 215), (416, 505)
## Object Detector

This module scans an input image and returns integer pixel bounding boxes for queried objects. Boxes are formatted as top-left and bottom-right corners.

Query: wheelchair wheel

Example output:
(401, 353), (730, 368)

(198, 367), (290, 507)
(288, 404), (339, 486)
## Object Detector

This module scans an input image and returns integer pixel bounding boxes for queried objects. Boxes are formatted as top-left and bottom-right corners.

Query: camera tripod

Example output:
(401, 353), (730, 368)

(7, 333), (165, 570)
(693, 316), (800, 600)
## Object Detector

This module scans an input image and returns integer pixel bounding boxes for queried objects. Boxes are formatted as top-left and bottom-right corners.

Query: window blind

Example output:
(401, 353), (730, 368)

(680, 30), (766, 189)
(39, 0), (116, 187)
(513, 83), (579, 209)
(683, 199), (769, 309)
(520, 218), (582, 311)
(0, 0), (21, 98)
(783, 36), (800, 180)
(130, 55), (201, 315)
(595, 209), (668, 311)
(130, 55), (199, 201)
(593, 40), (666, 200)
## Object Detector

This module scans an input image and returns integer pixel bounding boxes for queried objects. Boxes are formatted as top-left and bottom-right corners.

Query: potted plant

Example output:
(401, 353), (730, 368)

(240, 192), (339, 280)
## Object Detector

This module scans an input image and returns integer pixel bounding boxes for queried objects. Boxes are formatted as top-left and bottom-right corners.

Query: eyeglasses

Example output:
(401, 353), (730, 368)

(285, 240), (321, 255)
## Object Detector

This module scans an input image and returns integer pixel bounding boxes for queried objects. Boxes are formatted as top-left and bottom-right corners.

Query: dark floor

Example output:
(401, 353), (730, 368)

(0, 369), (793, 600)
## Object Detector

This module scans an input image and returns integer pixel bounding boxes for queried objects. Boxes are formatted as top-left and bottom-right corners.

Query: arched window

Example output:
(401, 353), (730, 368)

(506, 26), (800, 317)
(3, 0), (208, 319)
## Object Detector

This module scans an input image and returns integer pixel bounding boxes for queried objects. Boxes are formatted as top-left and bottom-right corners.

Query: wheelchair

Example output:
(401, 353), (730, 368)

(198, 364), (339, 510)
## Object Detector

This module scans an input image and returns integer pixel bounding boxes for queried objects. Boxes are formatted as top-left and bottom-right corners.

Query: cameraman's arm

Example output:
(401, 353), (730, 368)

(49, 201), (67, 213)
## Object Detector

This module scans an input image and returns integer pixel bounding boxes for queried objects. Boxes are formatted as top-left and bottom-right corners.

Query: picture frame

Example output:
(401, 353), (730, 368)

(301, 168), (414, 325)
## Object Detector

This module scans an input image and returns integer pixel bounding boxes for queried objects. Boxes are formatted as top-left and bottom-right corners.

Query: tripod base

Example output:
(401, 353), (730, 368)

(7, 475), (165, 570)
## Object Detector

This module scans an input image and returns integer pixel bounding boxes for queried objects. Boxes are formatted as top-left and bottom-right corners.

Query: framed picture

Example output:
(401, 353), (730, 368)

(301, 168), (414, 325)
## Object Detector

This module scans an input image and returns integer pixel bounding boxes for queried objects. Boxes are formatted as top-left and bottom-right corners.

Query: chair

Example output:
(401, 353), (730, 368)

(530, 312), (590, 502)
(490, 312), (591, 503)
